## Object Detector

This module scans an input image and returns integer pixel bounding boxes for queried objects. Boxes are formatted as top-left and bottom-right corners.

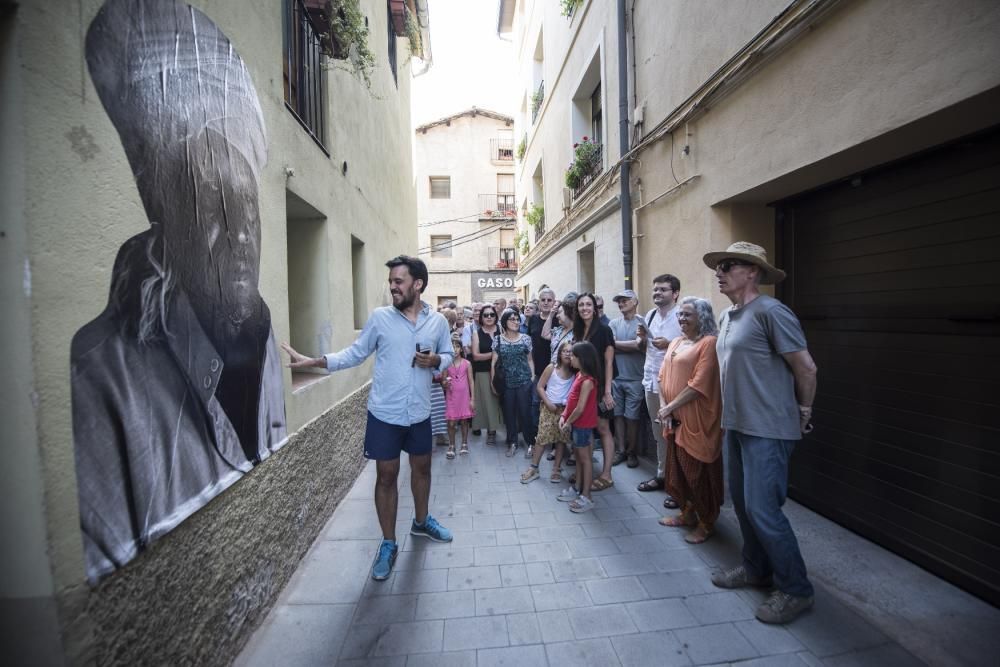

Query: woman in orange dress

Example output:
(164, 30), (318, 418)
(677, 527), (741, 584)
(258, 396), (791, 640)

(657, 296), (723, 544)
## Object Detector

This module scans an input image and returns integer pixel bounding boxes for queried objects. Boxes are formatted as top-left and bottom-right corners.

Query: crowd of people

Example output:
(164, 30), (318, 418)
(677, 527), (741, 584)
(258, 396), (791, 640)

(284, 241), (819, 625)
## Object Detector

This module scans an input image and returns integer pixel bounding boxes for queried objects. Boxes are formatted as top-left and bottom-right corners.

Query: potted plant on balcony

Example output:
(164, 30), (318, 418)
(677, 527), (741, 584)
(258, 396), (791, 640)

(560, 0), (583, 18)
(526, 203), (544, 231)
(516, 135), (527, 161)
(565, 136), (599, 189)
(404, 4), (423, 59)
(322, 0), (376, 88)
(515, 230), (530, 257)
(531, 87), (544, 117)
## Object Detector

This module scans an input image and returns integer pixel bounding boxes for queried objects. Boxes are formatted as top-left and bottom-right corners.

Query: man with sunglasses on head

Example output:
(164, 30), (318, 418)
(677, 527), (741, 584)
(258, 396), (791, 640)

(703, 242), (818, 625)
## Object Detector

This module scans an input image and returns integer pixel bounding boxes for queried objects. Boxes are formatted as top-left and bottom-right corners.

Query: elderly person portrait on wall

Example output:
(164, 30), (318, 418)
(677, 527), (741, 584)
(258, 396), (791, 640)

(657, 296), (724, 544)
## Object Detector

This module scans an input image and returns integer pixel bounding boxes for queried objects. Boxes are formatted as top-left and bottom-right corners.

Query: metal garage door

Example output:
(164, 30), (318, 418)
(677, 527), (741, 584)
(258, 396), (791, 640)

(775, 127), (1000, 606)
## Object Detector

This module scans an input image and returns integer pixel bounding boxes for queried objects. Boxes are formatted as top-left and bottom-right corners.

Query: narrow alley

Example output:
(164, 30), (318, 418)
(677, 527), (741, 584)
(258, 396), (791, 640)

(236, 434), (992, 666)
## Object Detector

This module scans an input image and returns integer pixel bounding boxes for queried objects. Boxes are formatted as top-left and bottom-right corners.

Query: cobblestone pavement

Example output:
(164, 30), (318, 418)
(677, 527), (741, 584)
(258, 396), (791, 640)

(237, 432), (925, 666)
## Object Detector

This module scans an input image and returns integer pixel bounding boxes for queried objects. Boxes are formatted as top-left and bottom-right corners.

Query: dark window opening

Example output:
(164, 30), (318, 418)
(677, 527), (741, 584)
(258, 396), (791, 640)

(387, 1), (398, 86)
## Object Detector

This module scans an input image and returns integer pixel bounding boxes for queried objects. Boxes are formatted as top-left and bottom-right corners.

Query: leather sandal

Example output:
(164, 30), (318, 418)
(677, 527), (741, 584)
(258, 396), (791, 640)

(591, 477), (614, 492)
(637, 478), (664, 492)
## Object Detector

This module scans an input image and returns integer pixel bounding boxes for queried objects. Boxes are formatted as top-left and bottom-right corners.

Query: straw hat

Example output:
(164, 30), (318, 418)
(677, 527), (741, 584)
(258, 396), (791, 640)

(702, 242), (787, 284)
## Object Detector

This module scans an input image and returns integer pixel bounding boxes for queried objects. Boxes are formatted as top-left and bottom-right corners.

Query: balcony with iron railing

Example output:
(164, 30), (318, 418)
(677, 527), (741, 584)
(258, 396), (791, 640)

(478, 193), (517, 220)
(531, 80), (545, 125)
(489, 246), (519, 271)
(283, 0), (327, 151)
(571, 143), (603, 201)
(490, 137), (514, 163)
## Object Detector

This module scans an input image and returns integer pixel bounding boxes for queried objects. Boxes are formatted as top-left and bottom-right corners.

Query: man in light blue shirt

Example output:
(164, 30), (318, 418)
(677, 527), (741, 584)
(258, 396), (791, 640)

(283, 256), (454, 581)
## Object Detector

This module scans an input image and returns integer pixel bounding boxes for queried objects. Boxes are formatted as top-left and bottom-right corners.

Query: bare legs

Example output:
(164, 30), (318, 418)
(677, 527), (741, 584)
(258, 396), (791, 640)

(375, 458), (400, 540)
(597, 417), (615, 481)
(410, 453), (431, 525)
(576, 444), (593, 499)
(374, 452), (433, 540)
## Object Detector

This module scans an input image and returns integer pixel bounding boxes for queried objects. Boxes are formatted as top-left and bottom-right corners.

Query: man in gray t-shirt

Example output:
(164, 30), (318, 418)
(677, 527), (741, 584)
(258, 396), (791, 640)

(609, 290), (645, 468)
(703, 242), (818, 626)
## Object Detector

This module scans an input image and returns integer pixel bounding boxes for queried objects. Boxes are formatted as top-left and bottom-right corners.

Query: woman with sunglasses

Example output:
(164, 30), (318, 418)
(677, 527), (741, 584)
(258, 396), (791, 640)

(493, 309), (536, 457)
(573, 293), (618, 490)
(471, 306), (503, 445)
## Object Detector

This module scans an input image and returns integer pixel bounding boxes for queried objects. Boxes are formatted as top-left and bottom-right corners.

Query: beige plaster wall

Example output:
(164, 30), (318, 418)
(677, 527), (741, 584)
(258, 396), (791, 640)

(5, 0), (418, 661)
(517, 209), (623, 304)
(628, 0), (1000, 315)
(514, 0), (1000, 317)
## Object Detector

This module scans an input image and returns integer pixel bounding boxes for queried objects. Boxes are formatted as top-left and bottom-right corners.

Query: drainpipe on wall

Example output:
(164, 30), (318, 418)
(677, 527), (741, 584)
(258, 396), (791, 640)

(617, 0), (633, 290)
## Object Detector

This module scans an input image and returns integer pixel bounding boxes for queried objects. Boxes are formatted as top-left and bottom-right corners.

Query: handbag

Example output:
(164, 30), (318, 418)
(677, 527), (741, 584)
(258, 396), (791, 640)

(491, 352), (507, 396)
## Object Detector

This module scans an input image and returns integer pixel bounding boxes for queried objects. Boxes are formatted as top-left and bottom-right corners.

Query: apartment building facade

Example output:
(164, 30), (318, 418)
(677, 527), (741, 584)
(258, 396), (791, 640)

(500, 0), (1000, 608)
(1, 0), (428, 663)
(414, 108), (519, 307)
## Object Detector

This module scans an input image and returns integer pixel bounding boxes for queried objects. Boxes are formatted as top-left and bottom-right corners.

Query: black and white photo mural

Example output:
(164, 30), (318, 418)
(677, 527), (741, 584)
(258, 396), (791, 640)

(71, 0), (287, 583)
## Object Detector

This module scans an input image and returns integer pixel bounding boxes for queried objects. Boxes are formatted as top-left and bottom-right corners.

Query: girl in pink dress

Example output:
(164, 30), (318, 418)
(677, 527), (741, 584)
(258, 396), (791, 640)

(444, 340), (475, 458)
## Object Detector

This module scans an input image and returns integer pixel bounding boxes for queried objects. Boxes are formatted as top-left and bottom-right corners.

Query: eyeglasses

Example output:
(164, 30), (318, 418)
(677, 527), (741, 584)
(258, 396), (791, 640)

(482, 312), (497, 318)
(716, 259), (754, 273)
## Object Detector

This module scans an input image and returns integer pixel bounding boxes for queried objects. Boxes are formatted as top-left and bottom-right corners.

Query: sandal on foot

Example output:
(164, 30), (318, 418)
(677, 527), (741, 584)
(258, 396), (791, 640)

(591, 477), (614, 492)
(637, 478), (664, 492)
(459, 443), (470, 455)
(486, 432), (497, 446)
(549, 469), (562, 483)
(685, 522), (714, 544)
(520, 467), (540, 484)
(663, 496), (680, 509)
(446, 446), (456, 460)
(659, 513), (697, 527)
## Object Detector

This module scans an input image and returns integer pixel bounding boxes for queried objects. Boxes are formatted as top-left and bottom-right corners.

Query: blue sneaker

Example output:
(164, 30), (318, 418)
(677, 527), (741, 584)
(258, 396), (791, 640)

(410, 514), (453, 543)
(371, 539), (398, 581)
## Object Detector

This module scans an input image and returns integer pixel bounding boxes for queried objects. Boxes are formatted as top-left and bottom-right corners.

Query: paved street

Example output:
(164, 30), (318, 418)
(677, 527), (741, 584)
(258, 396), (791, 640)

(237, 433), (926, 667)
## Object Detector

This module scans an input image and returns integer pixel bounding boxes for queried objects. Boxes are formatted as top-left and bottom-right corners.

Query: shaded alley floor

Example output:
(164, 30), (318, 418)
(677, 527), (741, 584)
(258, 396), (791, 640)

(236, 430), (997, 666)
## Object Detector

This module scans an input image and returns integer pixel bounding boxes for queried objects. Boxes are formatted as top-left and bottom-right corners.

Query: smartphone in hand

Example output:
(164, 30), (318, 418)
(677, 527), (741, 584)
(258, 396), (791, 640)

(413, 342), (431, 367)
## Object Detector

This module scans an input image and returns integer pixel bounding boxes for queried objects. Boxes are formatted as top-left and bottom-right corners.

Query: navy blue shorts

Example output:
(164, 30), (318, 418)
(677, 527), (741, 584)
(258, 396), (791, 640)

(572, 427), (593, 448)
(364, 411), (432, 460)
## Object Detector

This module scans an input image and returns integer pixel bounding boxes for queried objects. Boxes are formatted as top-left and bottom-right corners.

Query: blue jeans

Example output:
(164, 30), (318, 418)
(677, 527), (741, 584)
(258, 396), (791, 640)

(502, 383), (536, 446)
(726, 430), (814, 597)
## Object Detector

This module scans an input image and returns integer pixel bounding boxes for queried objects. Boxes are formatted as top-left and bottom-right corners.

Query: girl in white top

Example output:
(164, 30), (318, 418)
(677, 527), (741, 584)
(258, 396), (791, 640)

(521, 339), (576, 484)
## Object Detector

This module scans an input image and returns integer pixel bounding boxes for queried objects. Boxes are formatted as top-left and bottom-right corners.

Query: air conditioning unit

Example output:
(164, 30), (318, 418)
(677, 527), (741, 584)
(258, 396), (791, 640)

(562, 187), (572, 210)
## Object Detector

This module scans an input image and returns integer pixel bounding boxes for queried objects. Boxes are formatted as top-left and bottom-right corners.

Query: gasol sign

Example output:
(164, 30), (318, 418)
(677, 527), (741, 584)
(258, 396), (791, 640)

(476, 277), (516, 288)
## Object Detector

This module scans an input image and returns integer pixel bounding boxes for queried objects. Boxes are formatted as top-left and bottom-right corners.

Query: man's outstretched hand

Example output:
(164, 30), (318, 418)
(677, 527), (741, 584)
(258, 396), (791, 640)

(281, 342), (322, 369)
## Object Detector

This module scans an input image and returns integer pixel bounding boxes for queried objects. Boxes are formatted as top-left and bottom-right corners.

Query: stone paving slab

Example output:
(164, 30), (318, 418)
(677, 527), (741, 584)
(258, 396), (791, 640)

(237, 433), (935, 666)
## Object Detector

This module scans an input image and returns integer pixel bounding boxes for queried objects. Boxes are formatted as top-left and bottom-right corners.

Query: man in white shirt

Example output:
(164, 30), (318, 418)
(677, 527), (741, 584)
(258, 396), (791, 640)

(636, 274), (682, 502)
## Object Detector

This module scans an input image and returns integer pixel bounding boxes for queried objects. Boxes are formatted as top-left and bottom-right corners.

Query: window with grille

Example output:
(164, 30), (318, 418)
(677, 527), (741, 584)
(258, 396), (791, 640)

(429, 176), (451, 199)
(430, 235), (452, 257)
